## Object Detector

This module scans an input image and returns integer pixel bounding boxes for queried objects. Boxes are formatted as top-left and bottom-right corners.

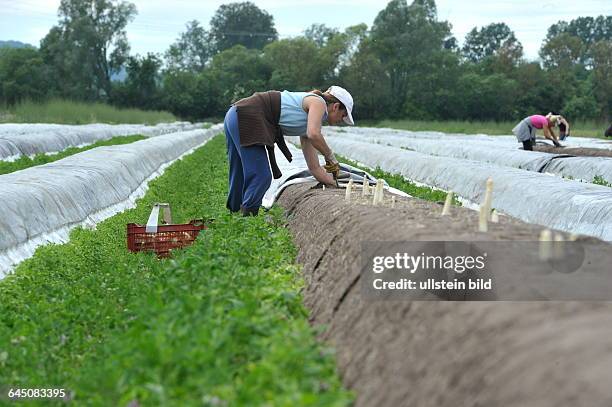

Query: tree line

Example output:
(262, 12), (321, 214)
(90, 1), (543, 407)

(0, 0), (610, 123)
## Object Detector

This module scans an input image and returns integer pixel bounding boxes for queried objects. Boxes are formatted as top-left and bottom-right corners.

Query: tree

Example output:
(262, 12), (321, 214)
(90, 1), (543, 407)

(455, 72), (519, 121)
(40, 0), (136, 100)
(112, 53), (162, 110)
(462, 23), (523, 64)
(207, 45), (271, 109)
(591, 40), (612, 121)
(316, 31), (351, 84)
(562, 77), (599, 120)
(339, 42), (392, 119)
(0, 48), (50, 105)
(165, 20), (212, 72)
(40, 26), (92, 99)
(509, 62), (552, 118)
(263, 38), (320, 90)
(304, 24), (339, 47)
(404, 49), (465, 119)
(209, 2), (277, 53)
(339, 23), (369, 60)
(540, 32), (584, 69)
(369, 0), (456, 117)
(161, 71), (198, 119)
(541, 16), (612, 67)
(263, 27), (355, 91)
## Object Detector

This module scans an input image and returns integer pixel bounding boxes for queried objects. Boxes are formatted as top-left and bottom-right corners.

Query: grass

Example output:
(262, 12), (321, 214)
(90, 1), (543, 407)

(0, 135), (146, 175)
(363, 119), (606, 139)
(593, 175), (612, 188)
(337, 154), (460, 205)
(0, 135), (352, 406)
(0, 99), (176, 125)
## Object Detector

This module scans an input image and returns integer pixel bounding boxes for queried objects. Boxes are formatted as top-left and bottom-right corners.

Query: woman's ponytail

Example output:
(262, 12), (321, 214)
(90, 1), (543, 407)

(309, 89), (346, 110)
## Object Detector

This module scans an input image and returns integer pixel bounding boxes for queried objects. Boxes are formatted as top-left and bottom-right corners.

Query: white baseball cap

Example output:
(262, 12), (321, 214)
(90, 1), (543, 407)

(327, 85), (354, 125)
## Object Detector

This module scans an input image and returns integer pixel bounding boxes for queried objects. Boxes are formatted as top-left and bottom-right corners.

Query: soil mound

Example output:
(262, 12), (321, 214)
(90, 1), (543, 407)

(534, 145), (612, 157)
(277, 183), (612, 407)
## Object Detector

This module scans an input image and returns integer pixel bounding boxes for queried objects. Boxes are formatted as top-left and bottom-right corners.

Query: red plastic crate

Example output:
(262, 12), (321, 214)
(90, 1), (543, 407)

(127, 220), (207, 258)
(126, 204), (208, 257)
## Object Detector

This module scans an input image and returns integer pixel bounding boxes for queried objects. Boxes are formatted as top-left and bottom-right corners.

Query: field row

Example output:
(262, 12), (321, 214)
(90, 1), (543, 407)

(0, 135), (352, 405)
(0, 121), (206, 161)
(0, 126), (222, 275)
(323, 127), (612, 240)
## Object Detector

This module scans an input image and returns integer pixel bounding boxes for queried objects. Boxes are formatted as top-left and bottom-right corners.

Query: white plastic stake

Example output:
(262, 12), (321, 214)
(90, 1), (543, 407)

(379, 180), (385, 204)
(491, 210), (499, 223)
(345, 179), (354, 202)
(372, 183), (378, 205)
(483, 177), (494, 220)
(373, 179), (384, 205)
(391, 196), (396, 208)
(441, 191), (453, 216)
(553, 233), (565, 259)
(539, 229), (553, 260)
(478, 205), (488, 232)
(322, 185), (326, 191)
(362, 175), (368, 196)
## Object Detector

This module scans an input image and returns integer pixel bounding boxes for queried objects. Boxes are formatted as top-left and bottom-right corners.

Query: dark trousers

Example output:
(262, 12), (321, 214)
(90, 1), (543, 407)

(224, 106), (272, 215)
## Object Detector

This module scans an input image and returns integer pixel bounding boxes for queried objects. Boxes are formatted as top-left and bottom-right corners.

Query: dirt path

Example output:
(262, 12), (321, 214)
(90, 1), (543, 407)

(277, 183), (612, 407)
(534, 144), (612, 157)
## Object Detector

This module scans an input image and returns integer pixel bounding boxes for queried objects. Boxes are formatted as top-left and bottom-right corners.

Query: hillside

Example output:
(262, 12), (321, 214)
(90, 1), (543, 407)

(0, 40), (34, 49)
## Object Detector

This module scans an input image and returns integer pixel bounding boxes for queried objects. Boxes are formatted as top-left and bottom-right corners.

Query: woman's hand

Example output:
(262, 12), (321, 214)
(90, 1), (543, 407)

(543, 125), (562, 147)
(324, 158), (340, 179)
(300, 136), (339, 186)
(312, 166), (337, 185)
(543, 125), (557, 141)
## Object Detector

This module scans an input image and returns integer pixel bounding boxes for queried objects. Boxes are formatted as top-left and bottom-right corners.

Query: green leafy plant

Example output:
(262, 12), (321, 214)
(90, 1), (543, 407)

(0, 135), (352, 406)
(593, 175), (611, 187)
(337, 154), (461, 205)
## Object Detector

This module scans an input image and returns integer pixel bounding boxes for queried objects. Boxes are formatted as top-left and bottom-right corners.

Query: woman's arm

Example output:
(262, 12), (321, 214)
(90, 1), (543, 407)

(300, 136), (336, 185)
(303, 96), (335, 161)
(543, 125), (558, 141)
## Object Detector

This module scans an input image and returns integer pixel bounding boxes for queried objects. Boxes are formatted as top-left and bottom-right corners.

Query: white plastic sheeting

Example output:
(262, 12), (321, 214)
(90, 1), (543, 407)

(0, 122), (207, 161)
(262, 143), (409, 208)
(324, 137), (612, 241)
(262, 144), (314, 208)
(326, 128), (612, 184)
(325, 126), (612, 150)
(0, 124), (223, 276)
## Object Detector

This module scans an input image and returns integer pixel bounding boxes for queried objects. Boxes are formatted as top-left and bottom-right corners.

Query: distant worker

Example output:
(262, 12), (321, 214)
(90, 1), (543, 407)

(606, 123), (612, 138)
(223, 86), (354, 216)
(550, 110), (571, 140)
(512, 113), (569, 151)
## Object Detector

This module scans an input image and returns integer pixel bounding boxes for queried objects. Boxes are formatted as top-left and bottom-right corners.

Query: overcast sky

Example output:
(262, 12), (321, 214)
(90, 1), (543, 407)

(1, 0), (610, 60)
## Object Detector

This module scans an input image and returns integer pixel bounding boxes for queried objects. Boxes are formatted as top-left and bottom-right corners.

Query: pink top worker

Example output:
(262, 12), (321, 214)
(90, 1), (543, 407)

(512, 113), (570, 151)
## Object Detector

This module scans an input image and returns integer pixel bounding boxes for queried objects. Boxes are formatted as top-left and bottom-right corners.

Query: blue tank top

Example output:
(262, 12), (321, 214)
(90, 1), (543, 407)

(279, 90), (328, 137)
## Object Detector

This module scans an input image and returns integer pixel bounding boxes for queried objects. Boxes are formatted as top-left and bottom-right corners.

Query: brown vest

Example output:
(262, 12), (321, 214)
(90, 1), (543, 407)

(233, 91), (292, 179)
